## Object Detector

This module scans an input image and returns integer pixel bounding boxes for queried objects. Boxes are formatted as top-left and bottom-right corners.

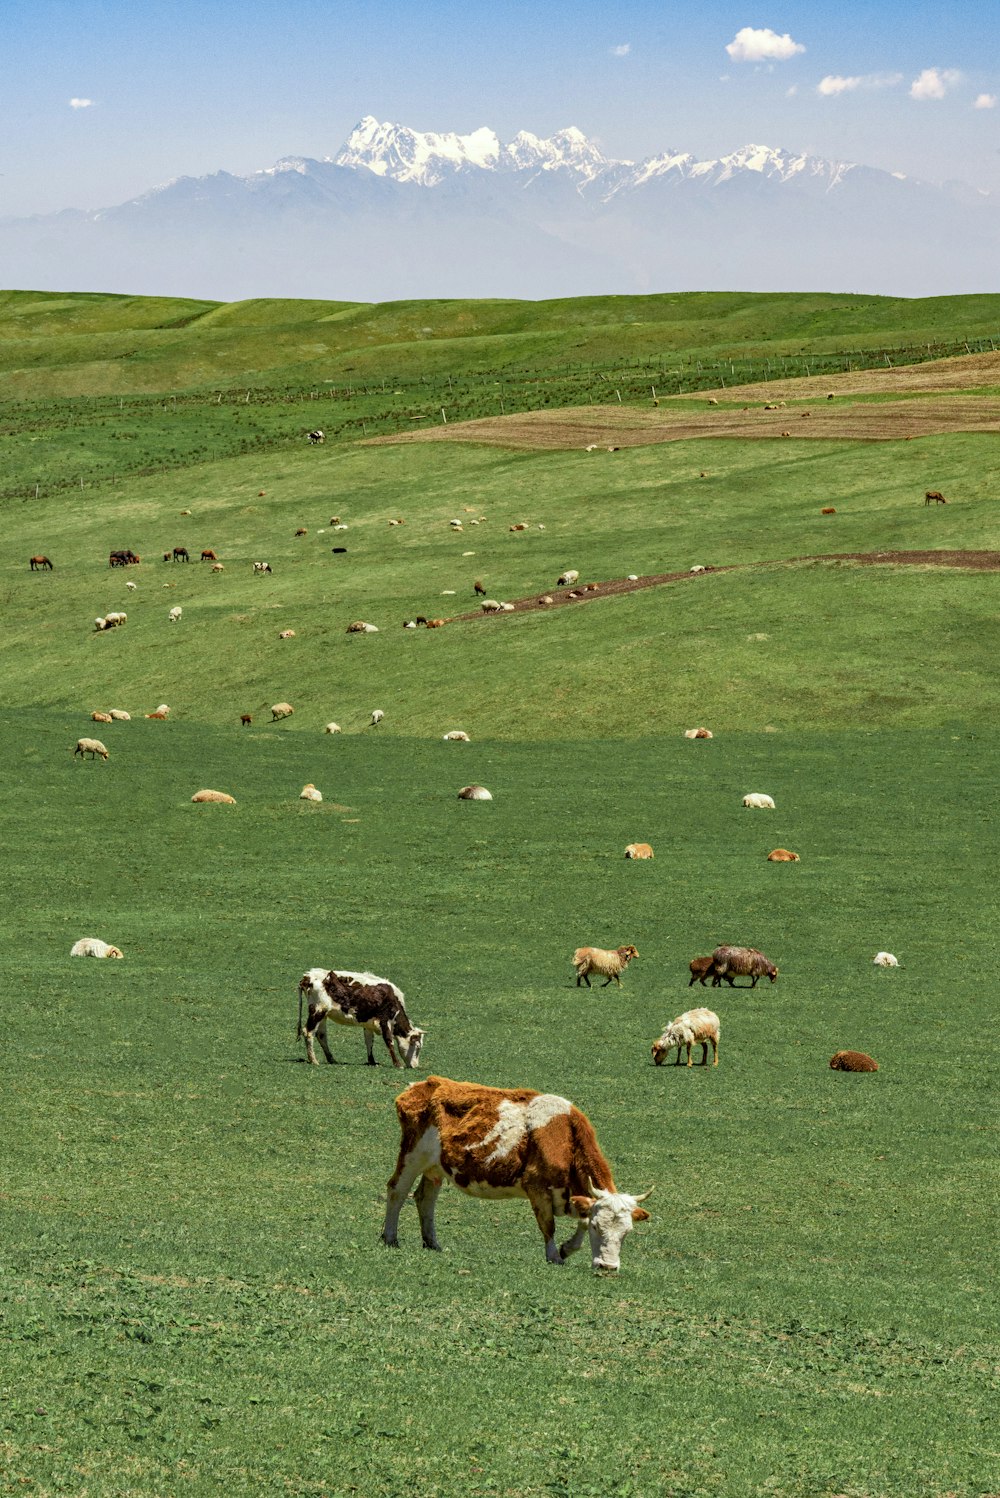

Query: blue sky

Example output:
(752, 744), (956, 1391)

(3, 0), (998, 216)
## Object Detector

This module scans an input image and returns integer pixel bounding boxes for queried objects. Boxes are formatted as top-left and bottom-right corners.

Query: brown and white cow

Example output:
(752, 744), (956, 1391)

(297, 967), (425, 1069)
(381, 1075), (652, 1271)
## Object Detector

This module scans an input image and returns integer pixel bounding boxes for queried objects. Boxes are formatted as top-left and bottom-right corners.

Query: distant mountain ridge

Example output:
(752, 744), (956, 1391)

(2, 115), (998, 302)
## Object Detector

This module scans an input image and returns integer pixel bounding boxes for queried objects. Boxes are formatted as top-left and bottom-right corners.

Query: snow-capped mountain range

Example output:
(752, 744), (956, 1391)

(2, 116), (998, 302)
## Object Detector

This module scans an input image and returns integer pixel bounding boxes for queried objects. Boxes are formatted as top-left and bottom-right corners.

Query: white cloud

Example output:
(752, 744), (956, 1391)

(974, 92), (997, 109)
(725, 27), (805, 63)
(909, 67), (961, 101)
(610, 43), (631, 57)
(69, 97), (94, 109)
(817, 72), (902, 97)
(785, 84), (799, 97)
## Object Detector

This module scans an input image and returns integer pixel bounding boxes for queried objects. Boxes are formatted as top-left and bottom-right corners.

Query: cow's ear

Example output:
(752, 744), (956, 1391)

(631, 1207), (650, 1223)
(570, 1195), (594, 1216)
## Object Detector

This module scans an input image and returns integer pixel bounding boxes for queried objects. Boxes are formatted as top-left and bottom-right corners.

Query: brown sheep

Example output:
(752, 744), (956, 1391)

(573, 945), (638, 988)
(767, 849), (800, 862)
(295, 528), (308, 537)
(688, 956), (714, 987)
(624, 843), (654, 860)
(425, 618), (447, 628)
(709, 945), (778, 987)
(240, 713), (252, 726)
(91, 711), (113, 724)
(474, 580), (486, 596)
(191, 789), (236, 804)
(829, 1050), (878, 1072)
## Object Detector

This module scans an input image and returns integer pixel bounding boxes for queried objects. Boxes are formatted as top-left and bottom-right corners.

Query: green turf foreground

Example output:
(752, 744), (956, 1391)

(0, 717), (996, 1497)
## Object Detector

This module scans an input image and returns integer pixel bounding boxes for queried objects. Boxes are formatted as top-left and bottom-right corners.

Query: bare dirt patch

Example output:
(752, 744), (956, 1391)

(367, 350), (1000, 453)
(446, 551), (1000, 623)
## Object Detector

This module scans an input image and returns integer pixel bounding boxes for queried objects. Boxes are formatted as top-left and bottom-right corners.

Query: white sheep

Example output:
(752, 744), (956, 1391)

(690, 565), (707, 575)
(324, 722), (342, 734)
(270, 703), (294, 721)
(443, 730), (470, 741)
(557, 570), (579, 587)
(278, 629), (296, 639)
(742, 793), (775, 809)
(370, 710), (384, 726)
(458, 784), (491, 801)
(74, 737), (108, 760)
(873, 952), (899, 967)
(652, 1007), (720, 1067)
(126, 581), (137, 591)
(212, 562), (224, 572)
(109, 710), (131, 721)
(300, 784), (323, 802)
(94, 617), (106, 631)
(104, 611), (127, 627)
(70, 937), (124, 959)
(684, 728), (713, 739)
(481, 599), (503, 614)
(168, 606), (182, 623)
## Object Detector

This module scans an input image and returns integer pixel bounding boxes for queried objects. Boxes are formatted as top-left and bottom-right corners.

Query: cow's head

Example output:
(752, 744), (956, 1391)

(398, 1027), (426, 1069)
(572, 1183), (653, 1272)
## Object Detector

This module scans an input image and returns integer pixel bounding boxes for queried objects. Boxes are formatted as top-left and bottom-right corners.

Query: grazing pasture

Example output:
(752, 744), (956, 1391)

(0, 289), (996, 1496)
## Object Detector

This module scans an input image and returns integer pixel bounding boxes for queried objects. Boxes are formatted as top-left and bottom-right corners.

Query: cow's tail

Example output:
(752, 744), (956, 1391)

(296, 978), (306, 1039)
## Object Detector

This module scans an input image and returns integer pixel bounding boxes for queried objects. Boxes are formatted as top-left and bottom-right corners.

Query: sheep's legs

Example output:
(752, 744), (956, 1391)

(576, 973), (591, 987)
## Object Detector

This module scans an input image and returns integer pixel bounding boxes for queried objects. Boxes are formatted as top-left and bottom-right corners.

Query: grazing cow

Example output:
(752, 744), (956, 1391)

(925, 491), (947, 505)
(29, 555), (53, 571)
(173, 547), (189, 562)
(381, 1075), (652, 1269)
(307, 430), (325, 444)
(200, 549), (217, 562)
(297, 967), (425, 1069)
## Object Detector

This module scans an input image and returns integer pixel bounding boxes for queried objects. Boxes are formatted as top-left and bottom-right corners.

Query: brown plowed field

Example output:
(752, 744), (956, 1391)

(446, 551), (1000, 623)
(368, 349), (1000, 452)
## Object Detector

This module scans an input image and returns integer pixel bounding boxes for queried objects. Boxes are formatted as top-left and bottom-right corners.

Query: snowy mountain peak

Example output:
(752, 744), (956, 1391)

(335, 116), (503, 184)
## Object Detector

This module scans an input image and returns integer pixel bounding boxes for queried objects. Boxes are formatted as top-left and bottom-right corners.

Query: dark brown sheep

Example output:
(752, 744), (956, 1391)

(829, 1050), (878, 1072)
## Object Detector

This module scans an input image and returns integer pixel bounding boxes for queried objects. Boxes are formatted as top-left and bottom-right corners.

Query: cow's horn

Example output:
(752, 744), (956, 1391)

(586, 1178), (604, 1198)
(633, 1187), (655, 1203)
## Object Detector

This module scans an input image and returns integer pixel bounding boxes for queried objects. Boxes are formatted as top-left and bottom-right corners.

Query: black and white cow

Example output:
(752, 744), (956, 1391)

(297, 968), (426, 1069)
(307, 430), (325, 445)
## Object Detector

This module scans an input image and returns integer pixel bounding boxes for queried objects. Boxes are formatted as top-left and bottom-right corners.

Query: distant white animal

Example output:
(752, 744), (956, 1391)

(307, 430), (325, 444)
(168, 606), (182, 623)
(324, 722), (342, 734)
(873, 952), (899, 967)
(370, 710), (384, 726)
(126, 581), (137, 591)
(70, 937), (123, 959)
(443, 731), (470, 741)
(690, 565), (707, 575)
(742, 793), (775, 809)
(458, 785), (492, 801)
(253, 561), (272, 574)
(108, 710), (131, 721)
(300, 784), (323, 802)
(557, 570), (579, 587)
(74, 737), (108, 760)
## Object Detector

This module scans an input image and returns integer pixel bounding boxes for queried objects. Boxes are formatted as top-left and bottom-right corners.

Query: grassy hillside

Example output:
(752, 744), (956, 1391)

(0, 289), (997, 1497)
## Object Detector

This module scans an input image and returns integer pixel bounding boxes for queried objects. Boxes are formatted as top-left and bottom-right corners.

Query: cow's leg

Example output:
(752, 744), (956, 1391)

(380, 1018), (401, 1068)
(559, 1217), (588, 1260)
(382, 1130), (440, 1246)
(364, 1028), (377, 1066)
(305, 1015), (335, 1066)
(414, 1173), (444, 1250)
(527, 1190), (563, 1263)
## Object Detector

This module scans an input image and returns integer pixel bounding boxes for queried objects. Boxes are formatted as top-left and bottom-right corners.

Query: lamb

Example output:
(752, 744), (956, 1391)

(708, 945), (778, 988)
(74, 738), (108, 760)
(70, 937), (123, 959)
(872, 952), (899, 967)
(295, 528), (308, 537)
(573, 945), (639, 989)
(270, 703), (294, 721)
(324, 722), (341, 734)
(168, 606), (182, 623)
(624, 843), (654, 860)
(300, 784), (323, 802)
(830, 1050), (879, 1072)
(767, 849), (800, 862)
(191, 789), (236, 804)
(742, 793), (775, 809)
(458, 784), (492, 800)
(474, 580), (486, 596)
(443, 730), (470, 741)
(821, 507), (837, 515)
(557, 570), (579, 587)
(688, 956), (714, 987)
(652, 1007), (720, 1067)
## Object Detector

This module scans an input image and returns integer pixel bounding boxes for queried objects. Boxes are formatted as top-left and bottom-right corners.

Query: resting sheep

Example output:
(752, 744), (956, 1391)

(443, 730), (470, 741)
(278, 629), (296, 639)
(709, 945), (778, 987)
(573, 945), (639, 989)
(743, 793), (775, 809)
(109, 710), (130, 721)
(624, 843), (654, 860)
(300, 784), (323, 802)
(91, 711), (113, 724)
(270, 703), (294, 721)
(191, 789), (236, 804)
(347, 621), (378, 633)
(458, 784), (491, 801)
(768, 849), (800, 862)
(830, 1050), (879, 1072)
(652, 1007), (720, 1067)
(872, 951), (899, 967)
(70, 937), (123, 959)
(684, 728), (713, 739)
(74, 738), (108, 760)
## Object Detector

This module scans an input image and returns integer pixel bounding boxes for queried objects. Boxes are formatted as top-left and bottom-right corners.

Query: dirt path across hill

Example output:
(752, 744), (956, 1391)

(447, 550), (1000, 622)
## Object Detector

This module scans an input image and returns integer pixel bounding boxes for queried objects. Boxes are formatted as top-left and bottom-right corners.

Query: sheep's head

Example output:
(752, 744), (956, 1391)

(765, 964), (778, 982)
(106, 947), (124, 959)
(618, 945), (639, 963)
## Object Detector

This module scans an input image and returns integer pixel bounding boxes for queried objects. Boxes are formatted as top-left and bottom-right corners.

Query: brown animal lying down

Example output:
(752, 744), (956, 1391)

(829, 1050), (878, 1072)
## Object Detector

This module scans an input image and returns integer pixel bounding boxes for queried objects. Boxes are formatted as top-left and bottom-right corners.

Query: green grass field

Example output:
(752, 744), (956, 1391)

(0, 290), (997, 1497)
